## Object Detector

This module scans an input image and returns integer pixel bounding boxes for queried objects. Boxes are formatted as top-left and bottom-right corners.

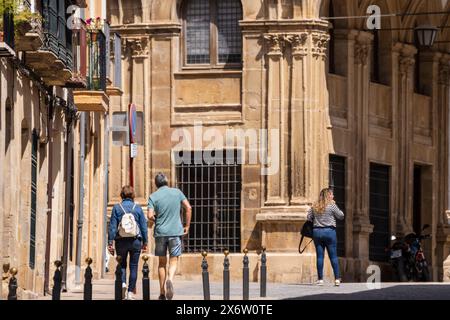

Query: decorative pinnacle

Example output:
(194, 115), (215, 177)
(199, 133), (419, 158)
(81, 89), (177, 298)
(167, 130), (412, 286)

(201, 251), (208, 258)
(142, 255), (149, 262)
(54, 260), (63, 268)
(85, 257), (93, 265)
(10, 268), (18, 277)
(224, 250), (229, 257)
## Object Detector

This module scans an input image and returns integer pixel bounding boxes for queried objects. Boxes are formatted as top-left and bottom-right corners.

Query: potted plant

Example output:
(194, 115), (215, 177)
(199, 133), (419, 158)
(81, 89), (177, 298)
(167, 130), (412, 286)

(14, 7), (42, 37)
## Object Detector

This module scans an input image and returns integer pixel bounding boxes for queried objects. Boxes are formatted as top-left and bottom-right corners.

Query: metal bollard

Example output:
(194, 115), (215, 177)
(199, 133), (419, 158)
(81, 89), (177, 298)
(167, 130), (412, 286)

(52, 261), (63, 300)
(260, 247), (267, 297)
(84, 258), (93, 300)
(7, 268), (18, 300)
(223, 250), (230, 300)
(201, 251), (210, 300)
(243, 248), (249, 300)
(142, 255), (150, 300)
(115, 256), (123, 300)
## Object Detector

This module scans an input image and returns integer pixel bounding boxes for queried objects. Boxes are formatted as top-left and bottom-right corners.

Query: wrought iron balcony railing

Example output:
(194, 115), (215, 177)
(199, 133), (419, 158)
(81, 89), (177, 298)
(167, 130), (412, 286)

(66, 20), (87, 88)
(2, 10), (15, 52)
(40, 0), (72, 70)
(87, 29), (106, 91)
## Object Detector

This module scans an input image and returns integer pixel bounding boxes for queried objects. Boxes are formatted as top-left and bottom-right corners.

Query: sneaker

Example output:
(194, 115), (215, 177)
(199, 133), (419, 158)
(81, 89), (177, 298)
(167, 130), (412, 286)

(122, 283), (127, 300)
(335, 279), (341, 287)
(316, 280), (324, 286)
(127, 291), (136, 300)
(158, 294), (166, 300)
(165, 280), (174, 300)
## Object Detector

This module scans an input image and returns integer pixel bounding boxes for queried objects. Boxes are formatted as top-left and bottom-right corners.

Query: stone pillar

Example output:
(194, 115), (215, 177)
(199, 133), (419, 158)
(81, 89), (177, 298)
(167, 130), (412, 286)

(437, 56), (450, 281)
(351, 32), (373, 263)
(263, 24), (331, 207)
(396, 44), (417, 235)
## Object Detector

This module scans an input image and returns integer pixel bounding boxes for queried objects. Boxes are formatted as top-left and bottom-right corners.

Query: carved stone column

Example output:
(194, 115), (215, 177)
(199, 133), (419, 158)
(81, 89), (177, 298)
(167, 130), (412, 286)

(352, 32), (373, 261)
(396, 44), (417, 235)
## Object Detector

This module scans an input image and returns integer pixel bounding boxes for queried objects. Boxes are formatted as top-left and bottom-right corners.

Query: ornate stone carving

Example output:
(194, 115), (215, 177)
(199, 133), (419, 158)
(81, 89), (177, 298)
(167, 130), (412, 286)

(354, 43), (370, 65)
(439, 64), (450, 86)
(311, 33), (329, 60)
(122, 37), (149, 59)
(264, 34), (285, 56)
(285, 33), (308, 58)
(399, 55), (415, 75)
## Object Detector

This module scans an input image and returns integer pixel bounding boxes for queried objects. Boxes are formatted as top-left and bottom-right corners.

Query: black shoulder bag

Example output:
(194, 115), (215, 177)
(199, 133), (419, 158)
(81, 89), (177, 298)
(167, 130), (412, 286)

(298, 220), (314, 254)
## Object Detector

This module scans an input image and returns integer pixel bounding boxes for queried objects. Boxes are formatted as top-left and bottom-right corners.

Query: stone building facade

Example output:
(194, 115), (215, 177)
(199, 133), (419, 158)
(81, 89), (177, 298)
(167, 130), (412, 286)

(108, 0), (450, 284)
(0, 0), (113, 298)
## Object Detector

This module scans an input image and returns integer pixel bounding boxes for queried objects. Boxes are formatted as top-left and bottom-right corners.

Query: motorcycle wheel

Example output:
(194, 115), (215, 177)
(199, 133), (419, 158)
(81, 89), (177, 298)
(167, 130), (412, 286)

(396, 259), (408, 282)
(421, 265), (431, 282)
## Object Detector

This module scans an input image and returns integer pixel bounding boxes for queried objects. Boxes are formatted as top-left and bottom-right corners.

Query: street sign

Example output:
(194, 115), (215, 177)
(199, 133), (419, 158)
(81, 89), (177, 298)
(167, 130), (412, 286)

(129, 103), (137, 143)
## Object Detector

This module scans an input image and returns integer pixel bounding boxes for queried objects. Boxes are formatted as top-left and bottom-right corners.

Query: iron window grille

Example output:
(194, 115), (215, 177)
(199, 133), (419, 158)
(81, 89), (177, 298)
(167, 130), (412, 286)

(329, 155), (346, 257)
(183, 0), (243, 67)
(369, 163), (391, 262)
(175, 150), (242, 253)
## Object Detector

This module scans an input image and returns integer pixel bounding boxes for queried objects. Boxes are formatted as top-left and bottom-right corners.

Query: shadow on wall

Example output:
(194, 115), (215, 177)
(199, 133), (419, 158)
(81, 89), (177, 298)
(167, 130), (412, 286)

(284, 284), (450, 300)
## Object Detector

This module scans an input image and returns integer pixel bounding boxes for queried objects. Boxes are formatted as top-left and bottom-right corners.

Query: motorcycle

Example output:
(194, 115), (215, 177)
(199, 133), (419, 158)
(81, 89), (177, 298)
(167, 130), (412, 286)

(387, 234), (409, 282)
(404, 224), (431, 282)
(387, 224), (431, 282)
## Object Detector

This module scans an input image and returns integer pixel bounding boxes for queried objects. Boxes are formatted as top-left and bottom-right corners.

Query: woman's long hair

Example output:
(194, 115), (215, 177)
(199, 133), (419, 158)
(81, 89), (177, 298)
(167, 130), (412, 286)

(312, 188), (333, 214)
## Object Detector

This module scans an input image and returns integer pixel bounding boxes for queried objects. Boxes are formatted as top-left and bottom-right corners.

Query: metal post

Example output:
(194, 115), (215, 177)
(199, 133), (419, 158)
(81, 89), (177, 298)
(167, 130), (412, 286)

(7, 268), (18, 300)
(115, 256), (123, 300)
(75, 112), (86, 285)
(142, 255), (150, 300)
(201, 251), (210, 300)
(243, 248), (249, 300)
(260, 247), (267, 297)
(84, 258), (93, 300)
(52, 261), (63, 300)
(223, 250), (230, 300)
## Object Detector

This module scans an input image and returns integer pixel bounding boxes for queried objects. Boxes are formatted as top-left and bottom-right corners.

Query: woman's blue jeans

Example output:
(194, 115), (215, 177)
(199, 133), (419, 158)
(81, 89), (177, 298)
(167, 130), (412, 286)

(313, 227), (340, 280)
(115, 238), (142, 292)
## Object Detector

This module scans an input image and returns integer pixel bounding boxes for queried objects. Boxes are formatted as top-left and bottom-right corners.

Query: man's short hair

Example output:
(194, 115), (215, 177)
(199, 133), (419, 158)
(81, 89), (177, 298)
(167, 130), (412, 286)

(120, 185), (135, 200)
(155, 173), (168, 188)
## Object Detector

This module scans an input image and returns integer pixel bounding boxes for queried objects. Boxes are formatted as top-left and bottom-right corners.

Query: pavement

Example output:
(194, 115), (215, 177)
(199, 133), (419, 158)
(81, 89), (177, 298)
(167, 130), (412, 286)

(34, 279), (450, 300)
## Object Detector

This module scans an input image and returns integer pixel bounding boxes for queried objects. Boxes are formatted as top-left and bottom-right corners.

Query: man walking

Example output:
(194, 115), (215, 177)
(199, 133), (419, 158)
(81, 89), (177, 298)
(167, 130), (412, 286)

(148, 173), (192, 300)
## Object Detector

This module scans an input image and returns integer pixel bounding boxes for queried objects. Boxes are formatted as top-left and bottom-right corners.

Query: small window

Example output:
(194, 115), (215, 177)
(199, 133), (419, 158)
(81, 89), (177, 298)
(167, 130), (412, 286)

(183, 0), (243, 67)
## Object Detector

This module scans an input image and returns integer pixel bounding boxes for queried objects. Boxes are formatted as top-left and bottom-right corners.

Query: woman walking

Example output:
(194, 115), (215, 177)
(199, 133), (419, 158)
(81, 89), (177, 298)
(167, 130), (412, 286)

(307, 188), (344, 286)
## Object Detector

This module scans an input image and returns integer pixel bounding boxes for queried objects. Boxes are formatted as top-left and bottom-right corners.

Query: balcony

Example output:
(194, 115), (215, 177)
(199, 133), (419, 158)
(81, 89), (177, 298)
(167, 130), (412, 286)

(0, 11), (15, 57)
(65, 21), (87, 88)
(14, 1), (44, 52)
(25, 0), (73, 86)
(73, 29), (109, 112)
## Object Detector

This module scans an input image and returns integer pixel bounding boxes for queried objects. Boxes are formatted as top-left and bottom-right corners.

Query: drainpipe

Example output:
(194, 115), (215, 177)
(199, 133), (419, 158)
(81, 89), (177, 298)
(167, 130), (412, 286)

(102, 114), (110, 278)
(44, 93), (54, 295)
(61, 116), (73, 292)
(75, 112), (86, 285)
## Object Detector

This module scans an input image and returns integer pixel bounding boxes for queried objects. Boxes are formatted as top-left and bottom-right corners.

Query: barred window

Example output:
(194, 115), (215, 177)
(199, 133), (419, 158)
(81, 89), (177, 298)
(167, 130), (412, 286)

(184, 0), (243, 67)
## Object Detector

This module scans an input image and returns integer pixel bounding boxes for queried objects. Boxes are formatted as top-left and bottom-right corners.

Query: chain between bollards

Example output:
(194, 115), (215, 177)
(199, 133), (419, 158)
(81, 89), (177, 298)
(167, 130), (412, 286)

(115, 256), (123, 300)
(84, 258), (93, 300)
(142, 255), (150, 300)
(7, 267), (18, 300)
(52, 261), (63, 300)
(243, 248), (249, 300)
(201, 251), (210, 300)
(223, 250), (230, 300)
(260, 247), (267, 297)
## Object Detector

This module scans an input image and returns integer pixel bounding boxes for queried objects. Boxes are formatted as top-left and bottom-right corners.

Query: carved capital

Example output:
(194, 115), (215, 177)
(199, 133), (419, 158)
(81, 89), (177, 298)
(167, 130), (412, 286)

(354, 43), (370, 65)
(285, 33), (309, 58)
(311, 32), (330, 60)
(264, 34), (285, 56)
(439, 64), (450, 86)
(399, 55), (415, 75)
(122, 37), (149, 59)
